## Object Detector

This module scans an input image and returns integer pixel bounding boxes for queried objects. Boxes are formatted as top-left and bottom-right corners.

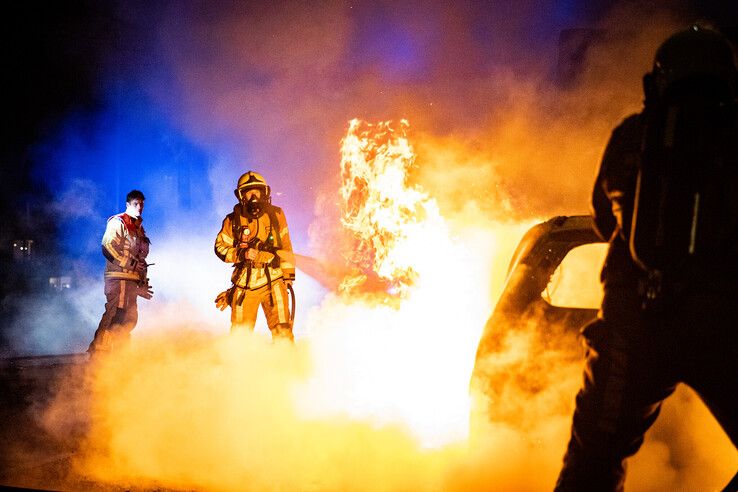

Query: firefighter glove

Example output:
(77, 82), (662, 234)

(237, 247), (258, 263)
(215, 289), (231, 311)
(138, 282), (154, 300)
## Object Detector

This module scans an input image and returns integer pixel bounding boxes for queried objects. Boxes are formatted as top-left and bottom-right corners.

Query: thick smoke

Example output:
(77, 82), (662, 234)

(8, 0), (737, 490)
(136, 2), (681, 220)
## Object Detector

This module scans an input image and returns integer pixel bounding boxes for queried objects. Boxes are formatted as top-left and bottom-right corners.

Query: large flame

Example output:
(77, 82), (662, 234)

(338, 119), (438, 296)
(299, 118), (498, 447)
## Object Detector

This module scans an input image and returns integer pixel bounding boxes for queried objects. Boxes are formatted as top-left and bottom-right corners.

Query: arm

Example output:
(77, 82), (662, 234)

(214, 214), (240, 263)
(139, 225), (150, 261)
(591, 114), (642, 242)
(591, 151), (617, 242)
(275, 208), (296, 281)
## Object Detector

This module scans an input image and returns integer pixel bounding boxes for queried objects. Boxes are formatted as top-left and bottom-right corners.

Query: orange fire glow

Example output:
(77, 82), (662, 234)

(40, 118), (736, 491)
(300, 118), (512, 448)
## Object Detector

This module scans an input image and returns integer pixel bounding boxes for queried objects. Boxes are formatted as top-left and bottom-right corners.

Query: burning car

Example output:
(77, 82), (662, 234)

(469, 215), (606, 427)
(467, 212), (738, 489)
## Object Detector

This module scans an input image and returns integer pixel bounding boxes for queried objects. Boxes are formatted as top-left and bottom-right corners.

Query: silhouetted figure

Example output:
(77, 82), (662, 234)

(556, 26), (738, 491)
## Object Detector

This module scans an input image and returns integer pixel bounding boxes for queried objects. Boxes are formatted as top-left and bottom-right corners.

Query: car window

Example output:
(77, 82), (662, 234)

(544, 243), (608, 309)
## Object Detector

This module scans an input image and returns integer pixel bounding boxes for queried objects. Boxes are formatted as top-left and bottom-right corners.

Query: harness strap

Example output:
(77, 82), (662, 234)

(265, 266), (274, 307)
(266, 207), (283, 250)
(244, 261), (252, 291)
(236, 287), (246, 307)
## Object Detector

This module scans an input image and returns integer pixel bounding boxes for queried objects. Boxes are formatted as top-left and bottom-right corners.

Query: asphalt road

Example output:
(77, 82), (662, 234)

(0, 354), (111, 491)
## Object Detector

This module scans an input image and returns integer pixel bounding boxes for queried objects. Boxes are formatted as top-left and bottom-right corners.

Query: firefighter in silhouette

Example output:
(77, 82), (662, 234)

(214, 171), (296, 341)
(88, 190), (153, 354)
(556, 26), (738, 491)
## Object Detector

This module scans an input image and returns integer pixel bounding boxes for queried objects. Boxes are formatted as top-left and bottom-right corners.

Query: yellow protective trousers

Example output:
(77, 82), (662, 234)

(230, 279), (292, 341)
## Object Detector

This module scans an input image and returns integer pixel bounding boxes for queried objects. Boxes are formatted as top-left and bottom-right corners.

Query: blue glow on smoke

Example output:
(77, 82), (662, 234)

(32, 87), (213, 266)
(351, 9), (433, 81)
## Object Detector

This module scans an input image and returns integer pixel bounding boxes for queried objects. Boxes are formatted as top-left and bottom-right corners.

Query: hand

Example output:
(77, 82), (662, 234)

(128, 257), (147, 274)
(237, 247), (258, 262)
(215, 289), (230, 311)
(138, 282), (154, 300)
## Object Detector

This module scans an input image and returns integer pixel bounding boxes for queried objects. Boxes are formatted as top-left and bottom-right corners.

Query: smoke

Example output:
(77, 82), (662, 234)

(136, 1), (687, 222)
(36, 282), (734, 491)
(6, 0), (736, 489)
(64, 334), (461, 491)
(627, 385), (738, 490)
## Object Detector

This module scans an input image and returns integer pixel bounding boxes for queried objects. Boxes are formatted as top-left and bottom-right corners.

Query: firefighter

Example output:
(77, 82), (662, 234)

(555, 26), (738, 491)
(88, 190), (153, 354)
(214, 171), (296, 341)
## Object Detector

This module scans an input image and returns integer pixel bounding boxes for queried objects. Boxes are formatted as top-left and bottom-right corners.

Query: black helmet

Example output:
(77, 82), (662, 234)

(647, 25), (736, 102)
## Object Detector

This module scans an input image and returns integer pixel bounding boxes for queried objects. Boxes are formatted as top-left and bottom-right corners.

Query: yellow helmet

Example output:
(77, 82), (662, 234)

(234, 171), (271, 203)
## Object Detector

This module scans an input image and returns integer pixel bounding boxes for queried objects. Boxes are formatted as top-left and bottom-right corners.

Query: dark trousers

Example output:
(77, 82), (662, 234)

(88, 278), (139, 353)
(555, 285), (738, 491)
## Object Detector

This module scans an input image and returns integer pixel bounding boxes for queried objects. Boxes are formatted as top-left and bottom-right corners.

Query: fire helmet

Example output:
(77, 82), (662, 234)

(234, 171), (271, 203)
(647, 25), (736, 101)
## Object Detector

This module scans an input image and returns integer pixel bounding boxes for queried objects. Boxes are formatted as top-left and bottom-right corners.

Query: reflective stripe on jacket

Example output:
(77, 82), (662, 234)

(102, 213), (149, 281)
(214, 204), (295, 290)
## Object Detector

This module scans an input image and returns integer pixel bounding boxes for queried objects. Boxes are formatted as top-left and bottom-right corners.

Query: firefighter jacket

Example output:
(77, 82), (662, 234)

(592, 113), (643, 243)
(102, 213), (150, 282)
(593, 109), (738, 287)
(214, 203), (295, 290)
(591, 113), (646, 287)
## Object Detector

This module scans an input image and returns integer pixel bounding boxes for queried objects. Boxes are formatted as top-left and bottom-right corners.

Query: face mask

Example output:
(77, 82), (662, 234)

(246, 195), (266, 219)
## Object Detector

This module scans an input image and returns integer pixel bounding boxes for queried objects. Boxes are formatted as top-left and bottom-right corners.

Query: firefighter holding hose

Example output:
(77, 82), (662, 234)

(214, 171), (296, 341)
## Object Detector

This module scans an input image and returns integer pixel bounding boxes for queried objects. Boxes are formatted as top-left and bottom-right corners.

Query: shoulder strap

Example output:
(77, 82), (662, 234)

(266, 206), (282, 250)
(230, 213), (242, 243)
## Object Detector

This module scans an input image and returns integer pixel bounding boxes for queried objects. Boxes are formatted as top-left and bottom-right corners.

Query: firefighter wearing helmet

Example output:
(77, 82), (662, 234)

(214, 171), (296, 341)
(555, 26), (738, 490)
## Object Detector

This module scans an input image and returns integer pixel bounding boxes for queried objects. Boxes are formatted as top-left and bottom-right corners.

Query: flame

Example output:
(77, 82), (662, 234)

(296, 118), (520, 448)
(338, 118), (438, 296)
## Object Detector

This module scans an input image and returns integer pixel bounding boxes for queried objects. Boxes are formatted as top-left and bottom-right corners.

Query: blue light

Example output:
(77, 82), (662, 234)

(350, 8), (436, 82)
(31, 86), (212, 264)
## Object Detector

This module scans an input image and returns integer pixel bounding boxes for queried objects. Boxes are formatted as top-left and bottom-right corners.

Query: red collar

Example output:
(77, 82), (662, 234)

(115, 213), (143, 235)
